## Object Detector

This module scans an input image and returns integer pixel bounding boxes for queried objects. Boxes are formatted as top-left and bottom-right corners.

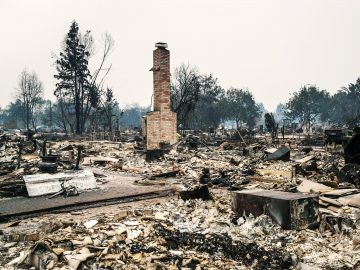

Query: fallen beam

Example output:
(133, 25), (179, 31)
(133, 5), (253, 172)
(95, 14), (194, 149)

(255, 169), (292, 179)
(246, 176), (287, 184)
(149, 170), (179, 180)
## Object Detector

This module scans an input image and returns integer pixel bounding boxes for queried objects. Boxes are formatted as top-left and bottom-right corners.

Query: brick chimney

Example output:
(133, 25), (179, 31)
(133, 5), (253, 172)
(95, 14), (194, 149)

(142, 42), (177, 154)
(152, 42), (170, 112)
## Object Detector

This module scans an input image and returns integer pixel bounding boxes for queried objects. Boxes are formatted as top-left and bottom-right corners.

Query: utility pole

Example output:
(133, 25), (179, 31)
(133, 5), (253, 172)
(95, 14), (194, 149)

(49, 101), (53, 128)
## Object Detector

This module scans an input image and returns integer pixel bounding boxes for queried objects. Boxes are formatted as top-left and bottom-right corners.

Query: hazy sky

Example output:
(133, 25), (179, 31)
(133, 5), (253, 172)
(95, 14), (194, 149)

(1, 0), (360, 111)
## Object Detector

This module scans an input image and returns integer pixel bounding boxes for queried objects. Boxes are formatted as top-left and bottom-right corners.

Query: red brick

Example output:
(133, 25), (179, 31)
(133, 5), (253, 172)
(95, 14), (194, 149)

(143, 45), (178, 150)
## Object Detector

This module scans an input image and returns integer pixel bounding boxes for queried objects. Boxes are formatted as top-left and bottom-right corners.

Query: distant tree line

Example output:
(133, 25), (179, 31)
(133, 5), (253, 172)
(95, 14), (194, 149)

(281, 81), (360, 132)
(0, 21), (123, 135)
(1, 21), (360, 134)
(171, 64), (261, 131)
(0, 69), (47, 131)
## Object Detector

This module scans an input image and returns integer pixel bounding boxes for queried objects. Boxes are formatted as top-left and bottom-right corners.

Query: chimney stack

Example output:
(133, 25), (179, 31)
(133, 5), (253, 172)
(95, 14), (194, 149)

(142, 42), (177, 155)
(152, 42), (170, 112)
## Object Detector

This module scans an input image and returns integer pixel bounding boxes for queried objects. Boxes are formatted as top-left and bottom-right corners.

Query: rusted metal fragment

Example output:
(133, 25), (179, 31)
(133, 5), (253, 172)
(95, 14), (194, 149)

(5, 232), (40, 242)
(231, 189), (319, 229)
(39, 154), (59, 173)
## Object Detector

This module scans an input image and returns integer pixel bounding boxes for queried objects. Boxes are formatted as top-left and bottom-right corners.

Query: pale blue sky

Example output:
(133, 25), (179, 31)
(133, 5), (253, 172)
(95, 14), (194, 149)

(1, 0), (360, 111)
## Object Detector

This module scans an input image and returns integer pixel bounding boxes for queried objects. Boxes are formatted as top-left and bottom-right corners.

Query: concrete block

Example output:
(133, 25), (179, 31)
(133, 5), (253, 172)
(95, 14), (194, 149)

(231, 189), (319, 229)
(264, 146), (290, 161)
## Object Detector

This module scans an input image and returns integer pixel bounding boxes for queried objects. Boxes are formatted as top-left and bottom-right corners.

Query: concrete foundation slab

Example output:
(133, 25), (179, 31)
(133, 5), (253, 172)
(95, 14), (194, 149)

(0, 173), (172, 222)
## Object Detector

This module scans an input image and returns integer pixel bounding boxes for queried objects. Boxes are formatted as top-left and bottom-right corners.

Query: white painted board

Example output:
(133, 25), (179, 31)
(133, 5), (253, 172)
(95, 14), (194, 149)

(23, 169), (97, 197)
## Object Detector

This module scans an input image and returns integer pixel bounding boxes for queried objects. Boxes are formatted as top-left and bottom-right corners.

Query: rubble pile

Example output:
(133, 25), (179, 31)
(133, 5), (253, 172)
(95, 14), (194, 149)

(1, 192), (360, 269)
(0, 134), (39, 197)
(0, 131), (353, 194)
(2, 130), (360, 269)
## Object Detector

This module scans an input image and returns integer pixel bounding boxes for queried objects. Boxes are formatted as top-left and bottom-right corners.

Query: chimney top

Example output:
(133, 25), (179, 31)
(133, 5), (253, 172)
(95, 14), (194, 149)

(155, 42), (168, 49)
